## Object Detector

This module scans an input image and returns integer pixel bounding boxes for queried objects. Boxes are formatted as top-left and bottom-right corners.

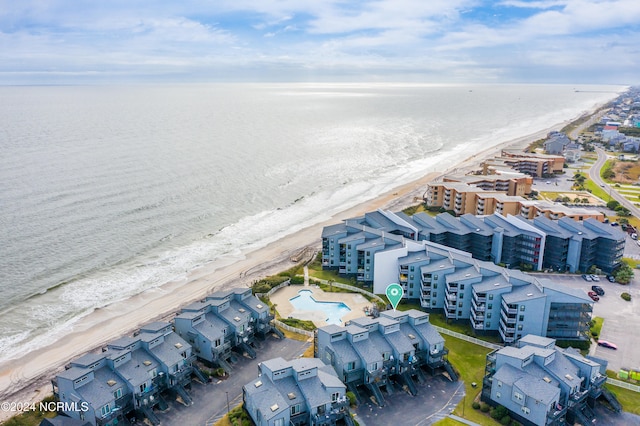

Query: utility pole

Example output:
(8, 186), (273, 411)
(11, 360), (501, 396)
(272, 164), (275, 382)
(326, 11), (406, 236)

(226, 391), (230, 415)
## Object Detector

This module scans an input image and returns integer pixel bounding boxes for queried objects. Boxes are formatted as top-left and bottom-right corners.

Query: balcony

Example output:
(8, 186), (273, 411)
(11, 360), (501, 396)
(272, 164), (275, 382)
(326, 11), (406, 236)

(569, 389), (589, 405)
(344, 368), (365, 384)
(547, 405), (566, 421)
(446, 293), (457, 302)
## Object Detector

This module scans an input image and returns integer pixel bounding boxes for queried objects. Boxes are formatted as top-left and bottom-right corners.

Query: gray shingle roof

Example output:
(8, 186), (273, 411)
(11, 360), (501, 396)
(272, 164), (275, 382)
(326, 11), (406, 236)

(114, 348), (159, 388)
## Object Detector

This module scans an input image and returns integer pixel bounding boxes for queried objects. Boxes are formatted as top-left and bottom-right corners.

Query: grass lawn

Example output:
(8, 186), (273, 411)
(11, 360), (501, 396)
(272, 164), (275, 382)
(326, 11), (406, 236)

(604, 383), (640, 415)
(433, 335), (497, 426)
(584, 179), (610, 201)
(590, 316), (604, 338)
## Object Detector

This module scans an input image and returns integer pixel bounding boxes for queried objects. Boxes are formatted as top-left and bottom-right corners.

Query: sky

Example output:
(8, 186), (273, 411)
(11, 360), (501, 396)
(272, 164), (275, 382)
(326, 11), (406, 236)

(1, 0), (639, 85)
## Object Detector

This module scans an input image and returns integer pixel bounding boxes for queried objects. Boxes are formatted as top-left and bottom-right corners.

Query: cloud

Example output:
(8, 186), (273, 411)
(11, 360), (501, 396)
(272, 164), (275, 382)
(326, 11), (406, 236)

(0, 0), (638, 83)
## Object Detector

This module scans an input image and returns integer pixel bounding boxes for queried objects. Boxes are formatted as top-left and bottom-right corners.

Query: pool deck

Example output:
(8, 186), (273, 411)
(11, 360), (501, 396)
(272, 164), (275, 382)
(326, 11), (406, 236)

(270, 284), (373, 327)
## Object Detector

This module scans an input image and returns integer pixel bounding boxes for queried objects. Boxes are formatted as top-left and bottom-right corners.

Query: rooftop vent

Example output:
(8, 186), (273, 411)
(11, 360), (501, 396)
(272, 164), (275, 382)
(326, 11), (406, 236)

(143, 360), (152, 366)
(174, 343), (183, 349)
(288, 392), (296, 400)
(527, 293), (533, 297)
(234, 317), (241, 322)
(408, 334), (416, 340)
(270, 404), (279, 412)
(565, 374), (574, 380)
(543, 377), (551, 383)
(494, 283), (500, 286)
(465, 273), (471, 277)
(239, 308), (246, 313)
(254, 380), (262, 388)
(256, 304), (263, 309)
(107, 379), (117, 387)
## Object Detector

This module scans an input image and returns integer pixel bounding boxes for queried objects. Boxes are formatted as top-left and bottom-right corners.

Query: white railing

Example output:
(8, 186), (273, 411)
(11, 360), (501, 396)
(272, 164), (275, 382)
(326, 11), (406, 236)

(431, 326), (503, 350)
(606, 377), (640, 392)
(255, 279), (291, 299)
(309, 279), (386, 305)
(273, 319), (314, 337)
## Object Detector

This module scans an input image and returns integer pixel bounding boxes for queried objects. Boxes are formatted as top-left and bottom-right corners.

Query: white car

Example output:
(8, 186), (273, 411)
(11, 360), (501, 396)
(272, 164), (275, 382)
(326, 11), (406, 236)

(590, 275), (600, 282)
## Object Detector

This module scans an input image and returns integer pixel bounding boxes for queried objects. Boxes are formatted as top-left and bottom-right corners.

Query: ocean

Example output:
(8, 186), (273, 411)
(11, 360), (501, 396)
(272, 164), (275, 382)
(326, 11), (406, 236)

(0, 83), (625, 364)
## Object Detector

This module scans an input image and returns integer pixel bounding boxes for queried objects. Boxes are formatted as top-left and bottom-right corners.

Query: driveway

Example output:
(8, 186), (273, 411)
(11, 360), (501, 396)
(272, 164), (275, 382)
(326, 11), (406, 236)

(531, 273), (640, 372)
(157, 335), (310, 426)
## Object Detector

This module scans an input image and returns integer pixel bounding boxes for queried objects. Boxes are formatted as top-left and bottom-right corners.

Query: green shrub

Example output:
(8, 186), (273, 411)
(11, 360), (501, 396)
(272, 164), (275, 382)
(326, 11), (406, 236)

(491, 405), (509, 420)
(229, 405), (252, 426)
(555, 339), (590, 351)
(500, 415), (512, 425)
(346, 391), (357, 406)
(290, 276), (305, 285)
(480, 402), (491, 412)
(591, 332), (598, 338)
(621, 292), (632, 301)
(472, 401), (481, 410)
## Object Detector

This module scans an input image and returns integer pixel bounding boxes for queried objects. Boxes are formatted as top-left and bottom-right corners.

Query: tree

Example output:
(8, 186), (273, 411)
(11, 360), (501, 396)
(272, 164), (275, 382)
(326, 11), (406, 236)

(615, 206), (631, 216)
(614, 264), (634, 285)
(582, 198), (590, 204)
(607, 200), (620, 210)
(574, 197), (582, 203)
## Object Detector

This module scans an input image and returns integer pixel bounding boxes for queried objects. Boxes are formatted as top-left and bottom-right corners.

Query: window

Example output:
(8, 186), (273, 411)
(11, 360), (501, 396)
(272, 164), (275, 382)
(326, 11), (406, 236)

(460, 284), (465, 290)
(433, 275), (438, 280)
(433, 283), (438, 289)
(149, 368), (157, 378)
(488, 303), (492, 309)
(489, 294), (494, 300)
(518, 324), (523, 331)
(486, 313), (491, 319)
(410, 283), (414, 288)
(331, 392), (340, 402)
(101, 404), (111, 417)
(346, 362), (355, 371)
(113, 388), (122, 399)
(458, 302), (463, 307)
(459, 293), (463, 299)
(497, 380), (502, 387)
(215, 338), (221, 347)
(514, 391), (524, 401)
(486, 322), (490, 327)
(496, 392), (501, 398)
(139, 383), (147, 393)
(274, 418), (285, 426)
(519, 315), (524, 321)
(291, 404), (301, 415)
(520, 305), (526, 311)
(410, 266), (414, 272)
(522, 406), (530, 415)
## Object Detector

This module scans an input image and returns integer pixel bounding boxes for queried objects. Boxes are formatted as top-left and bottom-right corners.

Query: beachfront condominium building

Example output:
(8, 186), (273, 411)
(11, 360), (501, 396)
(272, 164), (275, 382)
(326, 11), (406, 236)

(481, 335), (620, 426)
(322, 209), (624, 276)
(494, 150), (565, 177)
(52, 322), (195, 426)
(174, 287), (276, 372)
(314, 309), (454, 407)
(425, 180), (604, 222)
(443, 171), (533, 197)
(242, 357), (353, 426)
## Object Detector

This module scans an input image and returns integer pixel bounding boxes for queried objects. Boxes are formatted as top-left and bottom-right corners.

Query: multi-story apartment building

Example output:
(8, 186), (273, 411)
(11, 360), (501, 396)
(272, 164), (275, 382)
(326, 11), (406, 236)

(425, 181), (604, 221)
(481, 335), (620, 426)
(443, 171), (533, 196)
(314, 310), (455, 407)
(174, 287), (277, 371)
(322, 210), (624, 278)
(243, 357), (353, 426)
(52, 322), (196, 426)
(494, 150), (565, 176)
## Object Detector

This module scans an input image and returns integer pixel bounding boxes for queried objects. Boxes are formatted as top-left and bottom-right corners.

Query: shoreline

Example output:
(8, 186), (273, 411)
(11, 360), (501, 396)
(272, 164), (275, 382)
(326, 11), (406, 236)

(0, 107), (600, 420)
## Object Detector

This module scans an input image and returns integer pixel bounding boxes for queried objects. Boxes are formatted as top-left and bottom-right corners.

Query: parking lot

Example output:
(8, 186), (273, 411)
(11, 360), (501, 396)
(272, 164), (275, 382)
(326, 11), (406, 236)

(533, 273), (640, 373)
(158, 335), (310, 426)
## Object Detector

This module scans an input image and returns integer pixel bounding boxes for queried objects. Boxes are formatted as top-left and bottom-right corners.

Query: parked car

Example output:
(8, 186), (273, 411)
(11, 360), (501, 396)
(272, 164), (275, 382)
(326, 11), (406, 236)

(597, 340), (618, 350)
(581, 274), (593, 282)
(611, 222), (619, 226)
(590, 274), (600, 282)
(607, 275), (616, 283)
(587, 291), (600, 301)
(591, 285), (605, 296)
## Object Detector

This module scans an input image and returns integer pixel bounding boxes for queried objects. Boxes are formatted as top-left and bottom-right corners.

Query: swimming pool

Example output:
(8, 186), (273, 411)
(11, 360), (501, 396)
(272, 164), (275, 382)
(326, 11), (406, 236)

(289, 290), (352, 325)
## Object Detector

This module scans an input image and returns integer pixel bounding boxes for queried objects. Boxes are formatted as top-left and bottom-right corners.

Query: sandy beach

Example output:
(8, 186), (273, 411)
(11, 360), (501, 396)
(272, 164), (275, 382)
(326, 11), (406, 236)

(0, 115), (581, 421)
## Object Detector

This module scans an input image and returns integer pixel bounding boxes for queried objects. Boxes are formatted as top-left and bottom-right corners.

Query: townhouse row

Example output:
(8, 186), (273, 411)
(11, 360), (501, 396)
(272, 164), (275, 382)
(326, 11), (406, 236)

(322, 209), (624, 278)
(482, 334), (621, 426)
(243, 308), (454, 426)
(52, 287), (281, 426)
